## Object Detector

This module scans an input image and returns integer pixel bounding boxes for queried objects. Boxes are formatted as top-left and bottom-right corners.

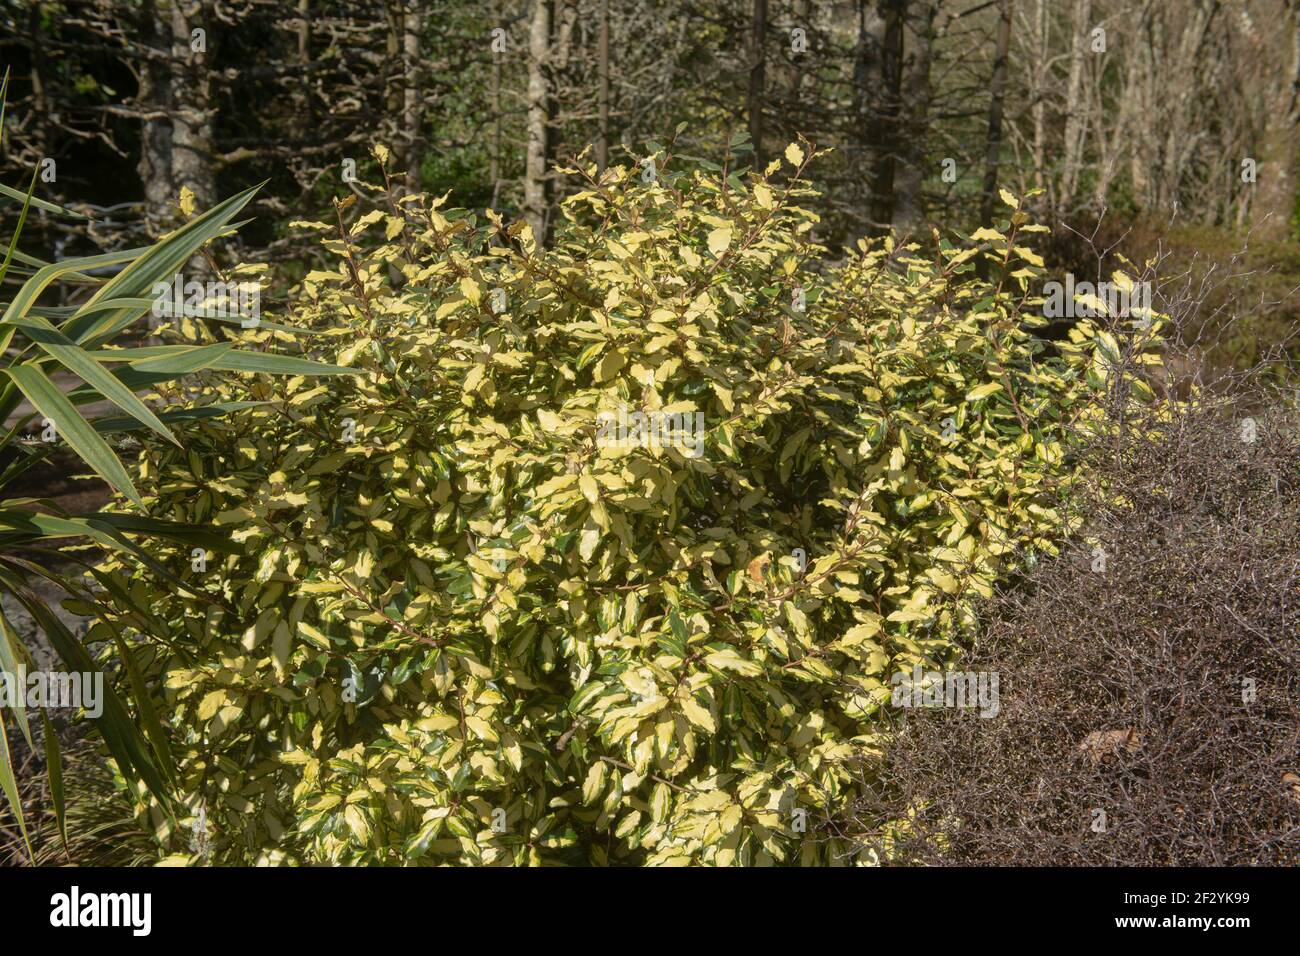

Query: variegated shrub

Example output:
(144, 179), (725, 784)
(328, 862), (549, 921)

(94, 144), (1138, 865)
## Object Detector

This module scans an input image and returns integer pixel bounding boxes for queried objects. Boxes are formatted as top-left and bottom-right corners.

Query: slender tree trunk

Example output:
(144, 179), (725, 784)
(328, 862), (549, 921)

(490, 0), (502, 208)
(26, 3), (48, 162)
(403, 0), (423, 190)
(891, 0), (936, 233)
(524, 0), (552, 244)
(747, 0), (768, 164)
(1059, 0), (1092, 209)
(1158, 4), (1217, 213)
(137, 0), (174, 233)
(597, 0), (610, 172)
(1030, 0), (1048, 200)
(1126, 7), (1155, 210)
(869, 0), (904, 229)
(979, 0), (1013, 227)
(1090, 43), (1124, 210)
(169, 0), (215, 212)
(385, 1), (402, 121)
(293, 0), (312, 137)
(297, 0), (310, 61)
(782, 0), (811, 102)
(852, 0), (885, 234)
(1249, 3), (1300, 239)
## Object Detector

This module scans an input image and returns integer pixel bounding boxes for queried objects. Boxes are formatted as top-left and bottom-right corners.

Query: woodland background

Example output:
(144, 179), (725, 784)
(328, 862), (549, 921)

(2, 0), (1298, 266)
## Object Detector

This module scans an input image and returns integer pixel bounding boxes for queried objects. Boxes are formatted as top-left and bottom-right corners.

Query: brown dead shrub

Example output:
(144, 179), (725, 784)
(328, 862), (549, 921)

(842, 393), (1300, 866)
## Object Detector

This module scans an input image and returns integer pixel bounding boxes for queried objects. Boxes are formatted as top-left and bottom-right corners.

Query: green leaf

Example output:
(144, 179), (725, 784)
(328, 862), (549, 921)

(67, 184), (264, 345)
(1, 363), (139, 503)
(90, 401), (264, 435)
(0, 512), (219, 602)
(0, 702), (31, 861)
(965, 382), (1003, 402)
(81, 512), (238, 554)
(7, 313), (179, 444)
(0, 165), (38, 290)
(204, 349), (362, 377)
(112, 632), (176, 786)
(0, 569), (173, 811)
(0, 180), (85, 217)
(75, 299), (312, 335)
(41, 711), (68, 859)
(118, 342), (236, 374)
(0, 610), (31, 747)
(2, 246), (139, 333)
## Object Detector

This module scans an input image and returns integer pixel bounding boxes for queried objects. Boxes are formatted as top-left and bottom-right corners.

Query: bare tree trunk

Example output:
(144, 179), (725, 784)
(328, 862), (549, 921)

(748, 0), (768, 165)
(403, 0), (423, 191)
(891, 0), (936, 233)
(293, 0), (312, 135)
(1126, 6), (1155, 210)
(524, 0), (552, 244)
(384, 1), (402, 121)
(137, 0), (174, 233)
(979, 0), (1013, 227)
(1059, 0), (1092, 209)
(1159, 3), (1217, 213)
(782, 0), (811, 101)
(1030, 0), (1049, 201)
(597, 0), (610, 172)
(26, 2), (48, 163)
(869, 0), (904, 229)
(852, 0), (886, 234)
(297, 0), (310, 60)
(1248, 1), (1300, 238)
(169, 0), (215, 214)
(490, 0), (502, 207)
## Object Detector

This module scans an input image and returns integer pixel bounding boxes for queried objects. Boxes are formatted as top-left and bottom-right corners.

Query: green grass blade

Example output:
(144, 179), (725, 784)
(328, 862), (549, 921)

(0, 165), (38, 289)
(0, 181), (86, 218)
(82, 512), (238, 553)
(67, 365), (213, 402)
(1, 364), (139, 504)
(0, 569), (172, 811)
(0, 610), (31, 748)
(209, 350), (363, 376)
(90, 401), (264, 435)
(0, 511), (220, 604)
(7, 314), (179, 444)
(6, 249), (98, 283)
(0, 508), (122, 541)
(40, 710), (68, 859)
(1, 247), (139, 331)
(123, 343), (235, 374)
(0, 435), (56, 489)
(67, 184), (264, 345)
(111, 633), (176, 786)
(0, 707), (31, 862)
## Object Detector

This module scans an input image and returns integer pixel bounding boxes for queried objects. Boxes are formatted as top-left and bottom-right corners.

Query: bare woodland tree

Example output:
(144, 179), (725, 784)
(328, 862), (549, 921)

(1, 0), (1296, 255)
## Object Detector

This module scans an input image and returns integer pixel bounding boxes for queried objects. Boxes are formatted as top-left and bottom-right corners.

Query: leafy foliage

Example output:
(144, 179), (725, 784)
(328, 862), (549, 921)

(0, 69), (359, 858)
(96, 144), (1135, 865)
